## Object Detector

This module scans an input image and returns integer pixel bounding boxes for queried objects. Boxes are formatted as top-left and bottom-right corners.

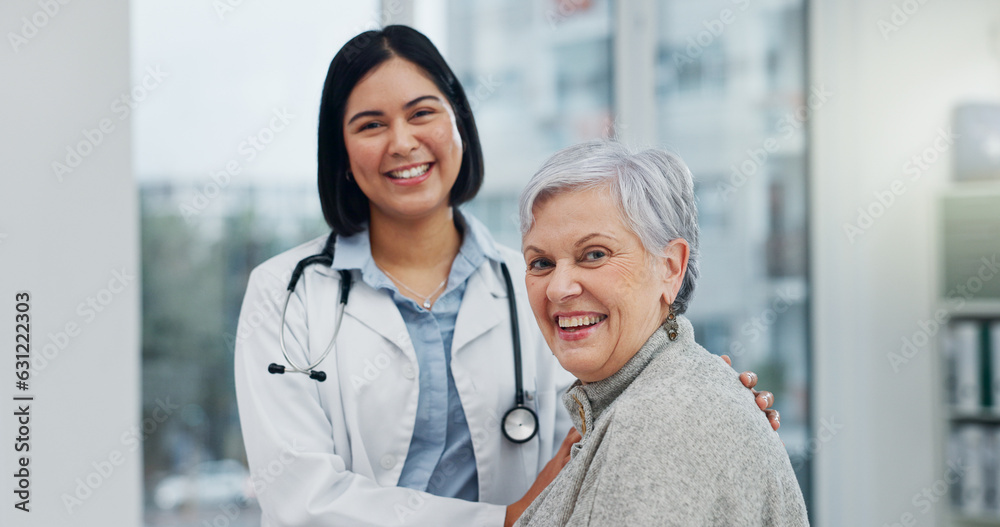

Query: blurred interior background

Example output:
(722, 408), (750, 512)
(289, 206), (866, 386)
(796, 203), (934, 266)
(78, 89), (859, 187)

(4, 1), (1000, 526)
(134, 1), (811, 524)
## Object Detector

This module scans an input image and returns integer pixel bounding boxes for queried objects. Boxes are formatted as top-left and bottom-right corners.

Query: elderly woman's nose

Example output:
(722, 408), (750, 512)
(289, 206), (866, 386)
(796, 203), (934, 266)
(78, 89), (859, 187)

(546, 264), (583, 302)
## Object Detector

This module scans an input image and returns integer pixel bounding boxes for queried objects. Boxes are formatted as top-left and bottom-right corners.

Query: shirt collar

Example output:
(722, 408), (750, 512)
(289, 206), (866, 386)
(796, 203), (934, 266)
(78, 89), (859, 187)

(563, 315), (695, 436)
(329, 210), (505, 292)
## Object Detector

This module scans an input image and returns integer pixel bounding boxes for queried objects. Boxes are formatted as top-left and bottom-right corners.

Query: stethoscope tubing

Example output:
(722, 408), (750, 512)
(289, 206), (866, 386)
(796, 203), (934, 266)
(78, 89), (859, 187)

(269, 232), (538, 443)
(277, 287), (346, 375)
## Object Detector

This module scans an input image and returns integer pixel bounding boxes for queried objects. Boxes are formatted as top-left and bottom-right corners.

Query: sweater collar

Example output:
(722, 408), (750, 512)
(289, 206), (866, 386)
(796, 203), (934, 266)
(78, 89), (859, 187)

(563, 315), (694, 436)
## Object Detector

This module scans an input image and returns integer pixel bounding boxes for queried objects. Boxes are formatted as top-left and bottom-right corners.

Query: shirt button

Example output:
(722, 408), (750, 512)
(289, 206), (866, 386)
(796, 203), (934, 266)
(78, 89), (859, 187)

(380, 455), (395, 470)
(402, 365), (416, 379)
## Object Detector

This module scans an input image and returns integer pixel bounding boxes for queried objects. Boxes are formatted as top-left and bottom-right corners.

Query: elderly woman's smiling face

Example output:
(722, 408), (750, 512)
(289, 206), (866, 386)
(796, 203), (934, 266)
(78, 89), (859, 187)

(522, 184), (689, 383)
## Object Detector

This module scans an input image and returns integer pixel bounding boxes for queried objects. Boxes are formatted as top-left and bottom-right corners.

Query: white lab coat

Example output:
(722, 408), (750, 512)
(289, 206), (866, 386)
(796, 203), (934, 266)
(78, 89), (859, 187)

(234, 233), (575, 527)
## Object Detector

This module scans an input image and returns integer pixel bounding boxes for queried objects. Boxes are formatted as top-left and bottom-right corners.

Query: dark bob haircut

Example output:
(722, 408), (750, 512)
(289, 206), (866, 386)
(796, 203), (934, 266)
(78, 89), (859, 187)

(317, 25), (485, 236)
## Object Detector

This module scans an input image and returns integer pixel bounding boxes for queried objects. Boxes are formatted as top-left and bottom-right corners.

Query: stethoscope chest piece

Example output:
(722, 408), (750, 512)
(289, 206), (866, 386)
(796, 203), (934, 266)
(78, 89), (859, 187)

(502, 405), (539, 443)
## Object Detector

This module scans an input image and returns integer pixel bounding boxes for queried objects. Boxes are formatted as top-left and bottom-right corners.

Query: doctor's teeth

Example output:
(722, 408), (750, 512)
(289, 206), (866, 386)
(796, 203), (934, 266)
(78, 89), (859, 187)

(558, 315), (606, 328)
(388, 164), (430, 179)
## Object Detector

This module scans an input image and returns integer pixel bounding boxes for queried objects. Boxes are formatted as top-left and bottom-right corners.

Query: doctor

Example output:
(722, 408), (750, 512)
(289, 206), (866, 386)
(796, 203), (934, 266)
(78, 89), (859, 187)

(234, 25), (778, 527)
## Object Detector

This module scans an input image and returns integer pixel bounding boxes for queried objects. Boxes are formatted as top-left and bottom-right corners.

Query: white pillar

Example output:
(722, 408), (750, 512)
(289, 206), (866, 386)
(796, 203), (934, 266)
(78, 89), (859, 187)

(613, 0), (658, 145)
(0, 1), (141, 526)
(809, 1), (1000, 525)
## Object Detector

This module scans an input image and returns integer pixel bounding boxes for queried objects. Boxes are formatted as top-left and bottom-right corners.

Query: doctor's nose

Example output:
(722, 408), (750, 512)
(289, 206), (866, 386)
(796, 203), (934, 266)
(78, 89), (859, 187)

(388, 123), (419, 157)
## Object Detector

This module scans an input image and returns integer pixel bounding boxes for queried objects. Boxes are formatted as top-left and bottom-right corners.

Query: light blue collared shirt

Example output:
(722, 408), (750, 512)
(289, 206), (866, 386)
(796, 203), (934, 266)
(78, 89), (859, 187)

(331, 212), (505, 501)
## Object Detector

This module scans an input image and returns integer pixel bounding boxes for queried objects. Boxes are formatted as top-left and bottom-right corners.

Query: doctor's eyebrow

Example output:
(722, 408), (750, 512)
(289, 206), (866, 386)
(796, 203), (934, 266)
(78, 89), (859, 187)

(346, 95), (443, 125)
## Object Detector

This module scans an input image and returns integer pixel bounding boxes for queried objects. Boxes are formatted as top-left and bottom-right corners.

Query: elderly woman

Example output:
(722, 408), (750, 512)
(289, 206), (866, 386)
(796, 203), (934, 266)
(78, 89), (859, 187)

(514, 141), (808, 526)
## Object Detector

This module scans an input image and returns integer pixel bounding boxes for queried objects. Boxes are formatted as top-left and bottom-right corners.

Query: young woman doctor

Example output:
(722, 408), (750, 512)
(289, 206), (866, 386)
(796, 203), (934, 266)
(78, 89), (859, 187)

(234, 25), (779, 527)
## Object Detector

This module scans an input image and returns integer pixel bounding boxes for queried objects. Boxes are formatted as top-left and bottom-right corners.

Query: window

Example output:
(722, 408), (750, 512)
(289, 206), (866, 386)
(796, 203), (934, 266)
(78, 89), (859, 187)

(136, 0), (811, 522)
(444, 0), (812, 508)
(134, 2), (376, 524)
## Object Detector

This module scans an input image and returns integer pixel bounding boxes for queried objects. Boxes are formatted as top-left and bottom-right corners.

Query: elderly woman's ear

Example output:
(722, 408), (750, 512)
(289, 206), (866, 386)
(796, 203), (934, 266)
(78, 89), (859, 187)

(659, 238), (690, 309)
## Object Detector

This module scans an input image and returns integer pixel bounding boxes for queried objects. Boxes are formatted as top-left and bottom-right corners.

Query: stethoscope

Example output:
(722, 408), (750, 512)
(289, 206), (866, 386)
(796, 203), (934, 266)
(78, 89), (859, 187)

(267, 233), (539, 444)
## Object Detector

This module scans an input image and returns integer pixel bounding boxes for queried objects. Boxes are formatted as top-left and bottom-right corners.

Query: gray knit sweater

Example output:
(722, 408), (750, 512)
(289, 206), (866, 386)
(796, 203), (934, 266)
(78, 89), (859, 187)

(515, 316), (809, 527)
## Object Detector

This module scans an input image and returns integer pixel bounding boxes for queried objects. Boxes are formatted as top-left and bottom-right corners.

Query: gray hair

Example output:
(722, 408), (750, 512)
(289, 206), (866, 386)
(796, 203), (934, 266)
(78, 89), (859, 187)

(518, 140), (700, 314)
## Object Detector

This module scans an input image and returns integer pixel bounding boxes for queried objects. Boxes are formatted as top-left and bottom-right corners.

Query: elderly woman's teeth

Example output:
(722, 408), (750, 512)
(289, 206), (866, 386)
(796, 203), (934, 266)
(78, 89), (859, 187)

(388, 163), (430, 179)
(558, 315), (606, 329)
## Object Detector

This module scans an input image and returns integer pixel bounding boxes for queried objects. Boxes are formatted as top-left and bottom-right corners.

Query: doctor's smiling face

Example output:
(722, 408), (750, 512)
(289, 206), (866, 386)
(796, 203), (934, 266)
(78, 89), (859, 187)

(342, 57), (464, 223)
(522, 184), (689, 383)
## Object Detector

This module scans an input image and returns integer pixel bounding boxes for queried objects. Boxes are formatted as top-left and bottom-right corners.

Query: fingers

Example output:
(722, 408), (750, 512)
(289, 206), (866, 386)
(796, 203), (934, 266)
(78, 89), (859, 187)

(554, 428), (581, 468)
(756, 390), (773, 410)
(766, 409), (780, 431)
(740, 371), (758, 389)
(721, 354), (732, 367)
(560, 427), (581, 450)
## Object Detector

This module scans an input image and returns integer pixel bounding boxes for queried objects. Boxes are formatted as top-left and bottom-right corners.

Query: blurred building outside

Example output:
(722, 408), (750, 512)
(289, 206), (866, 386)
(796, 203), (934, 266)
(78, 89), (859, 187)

(136, 0), (811, 524)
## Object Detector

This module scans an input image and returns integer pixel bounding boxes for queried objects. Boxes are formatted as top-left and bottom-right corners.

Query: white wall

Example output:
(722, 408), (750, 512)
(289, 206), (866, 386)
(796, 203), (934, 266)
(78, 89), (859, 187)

(810, 1), (1000, 525)
(0, 2), (141, 526)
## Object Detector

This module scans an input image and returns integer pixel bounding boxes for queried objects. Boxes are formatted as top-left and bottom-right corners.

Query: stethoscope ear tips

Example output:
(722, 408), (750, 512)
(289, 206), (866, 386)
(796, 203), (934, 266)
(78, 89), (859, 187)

(268, 362), (326, 381)
(267, 363), (325, 381)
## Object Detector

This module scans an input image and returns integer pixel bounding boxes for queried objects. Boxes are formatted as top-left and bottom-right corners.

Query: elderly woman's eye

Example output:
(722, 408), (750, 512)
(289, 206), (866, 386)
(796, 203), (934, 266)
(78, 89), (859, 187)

(528, 258), (553, 271)
(584, 250), (607, 261)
